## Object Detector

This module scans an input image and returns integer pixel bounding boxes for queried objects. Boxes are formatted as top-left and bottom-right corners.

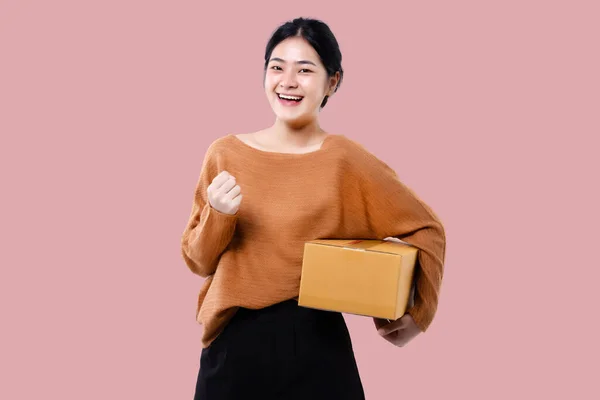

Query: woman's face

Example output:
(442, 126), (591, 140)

(264, 37), (338, 127)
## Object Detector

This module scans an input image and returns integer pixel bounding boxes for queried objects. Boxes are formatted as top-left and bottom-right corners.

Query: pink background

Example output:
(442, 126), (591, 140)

(1, 1), (598, 399)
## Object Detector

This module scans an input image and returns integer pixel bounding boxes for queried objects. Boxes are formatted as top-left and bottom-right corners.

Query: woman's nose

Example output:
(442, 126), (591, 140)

(280, 71), (298, 88)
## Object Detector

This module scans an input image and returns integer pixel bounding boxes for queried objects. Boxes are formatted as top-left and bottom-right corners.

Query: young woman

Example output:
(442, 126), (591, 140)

(181, 17), (446, 400)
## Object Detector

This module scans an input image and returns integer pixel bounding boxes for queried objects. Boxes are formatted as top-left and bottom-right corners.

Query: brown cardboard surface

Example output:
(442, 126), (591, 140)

(298, 239), (418, 319)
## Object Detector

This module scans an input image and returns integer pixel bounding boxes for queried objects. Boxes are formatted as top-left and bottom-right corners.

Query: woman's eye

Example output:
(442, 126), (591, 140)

(271, 66), (282, 70)
(299, 69), (312, 73)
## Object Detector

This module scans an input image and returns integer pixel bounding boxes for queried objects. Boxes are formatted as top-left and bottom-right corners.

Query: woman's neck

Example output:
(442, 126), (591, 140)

(266, 118), (327, 148)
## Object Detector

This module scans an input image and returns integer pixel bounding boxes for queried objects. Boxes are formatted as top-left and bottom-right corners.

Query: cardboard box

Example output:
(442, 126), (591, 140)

(298, 238), (418, 320)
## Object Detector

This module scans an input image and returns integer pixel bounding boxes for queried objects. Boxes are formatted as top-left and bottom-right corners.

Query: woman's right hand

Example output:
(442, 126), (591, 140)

(207, 170), (242, 215)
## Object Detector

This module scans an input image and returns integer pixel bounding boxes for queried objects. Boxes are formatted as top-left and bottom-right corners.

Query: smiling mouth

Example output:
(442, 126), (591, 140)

(277, 93), (304, 102)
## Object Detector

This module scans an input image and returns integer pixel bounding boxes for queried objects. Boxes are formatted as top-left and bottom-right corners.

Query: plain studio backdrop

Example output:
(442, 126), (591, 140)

(1, 1), (598, 399)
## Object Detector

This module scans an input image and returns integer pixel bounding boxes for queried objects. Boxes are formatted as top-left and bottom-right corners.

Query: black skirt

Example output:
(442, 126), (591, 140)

(194, 299), (366, 400)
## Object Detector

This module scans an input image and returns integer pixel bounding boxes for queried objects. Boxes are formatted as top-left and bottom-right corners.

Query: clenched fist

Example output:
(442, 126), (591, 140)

(207, 170), (242, 215)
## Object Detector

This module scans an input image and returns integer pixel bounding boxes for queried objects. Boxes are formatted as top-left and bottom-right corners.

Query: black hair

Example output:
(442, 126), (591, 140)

(264, 17), (344, 109)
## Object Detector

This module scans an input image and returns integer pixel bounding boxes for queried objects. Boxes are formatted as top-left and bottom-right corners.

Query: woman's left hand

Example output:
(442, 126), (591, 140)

(373, 313), (422, 347)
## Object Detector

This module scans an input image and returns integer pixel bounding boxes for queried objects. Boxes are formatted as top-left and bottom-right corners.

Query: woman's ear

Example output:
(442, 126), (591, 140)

(328, 71), (340, 96)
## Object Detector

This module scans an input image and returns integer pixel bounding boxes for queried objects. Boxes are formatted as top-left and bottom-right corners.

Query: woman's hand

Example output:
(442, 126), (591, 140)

(207, 170), (242, 215)
(373, 313), (421, 347)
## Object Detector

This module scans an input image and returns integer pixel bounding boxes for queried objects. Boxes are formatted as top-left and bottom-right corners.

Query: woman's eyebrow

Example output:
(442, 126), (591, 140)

(269, 57), (317, 66)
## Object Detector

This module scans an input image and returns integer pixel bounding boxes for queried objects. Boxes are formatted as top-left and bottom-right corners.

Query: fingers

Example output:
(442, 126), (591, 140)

(374, 315), (420, 348)
(210, 171), (231, 189)
(376, 316), (407, 336)
(217, 176), (237, 196)
(206, 170), (243, 215)
(382, 330), (400, 344)
(373, 317), (388, 331)
(224, 183), (242, 201)
(208, 171), (236, 195)
(231, 194), (242, 208)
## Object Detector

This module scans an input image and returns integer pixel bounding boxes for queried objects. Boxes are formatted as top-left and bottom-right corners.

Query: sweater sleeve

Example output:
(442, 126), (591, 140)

(181, 141), (238, 278)
(351, 146), (446, 332)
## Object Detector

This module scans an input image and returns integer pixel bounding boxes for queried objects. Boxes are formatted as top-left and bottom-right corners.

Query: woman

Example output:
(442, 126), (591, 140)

(181, 17), (446, 400)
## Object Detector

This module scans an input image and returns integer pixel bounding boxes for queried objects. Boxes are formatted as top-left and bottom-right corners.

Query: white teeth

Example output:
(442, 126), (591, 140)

(278, 94), (303, 101)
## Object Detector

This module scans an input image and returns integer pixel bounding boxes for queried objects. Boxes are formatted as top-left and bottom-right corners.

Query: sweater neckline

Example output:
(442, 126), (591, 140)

(226, 133), (336, 158)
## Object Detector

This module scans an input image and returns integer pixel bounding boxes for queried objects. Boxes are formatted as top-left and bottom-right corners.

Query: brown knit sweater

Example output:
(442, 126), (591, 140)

(181, 133), (446, 348)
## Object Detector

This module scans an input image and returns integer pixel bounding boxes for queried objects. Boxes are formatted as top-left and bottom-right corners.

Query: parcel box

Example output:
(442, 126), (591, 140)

(298, 239), (418, 320)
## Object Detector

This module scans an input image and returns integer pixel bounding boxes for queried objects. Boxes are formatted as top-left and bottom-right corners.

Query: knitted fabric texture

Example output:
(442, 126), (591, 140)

(181, 134), (446, 348)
